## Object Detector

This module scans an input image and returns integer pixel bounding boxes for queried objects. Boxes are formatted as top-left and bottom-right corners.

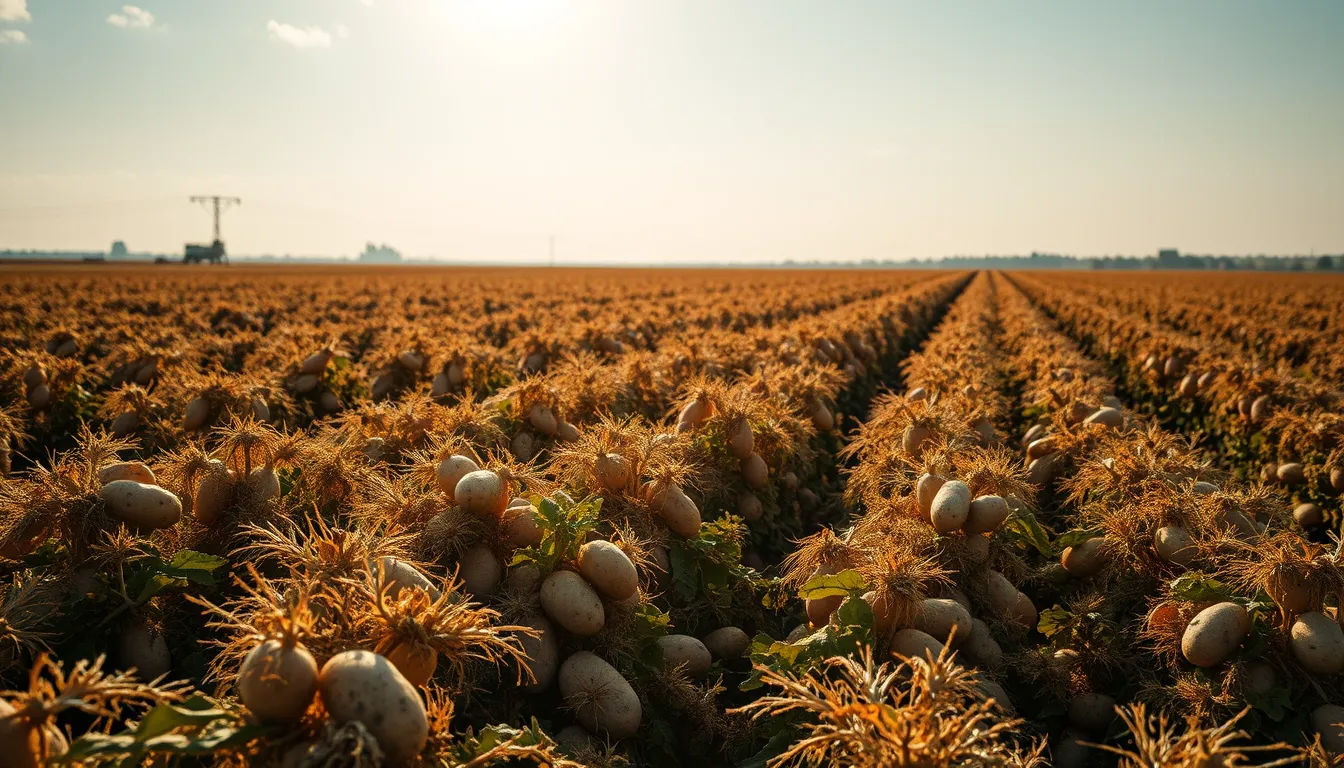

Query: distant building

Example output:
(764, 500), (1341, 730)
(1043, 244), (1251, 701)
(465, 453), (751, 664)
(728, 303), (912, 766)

(109, 240), (129, 259)
(358, 243), (403, 263)
(1157, 248), (1181, 268)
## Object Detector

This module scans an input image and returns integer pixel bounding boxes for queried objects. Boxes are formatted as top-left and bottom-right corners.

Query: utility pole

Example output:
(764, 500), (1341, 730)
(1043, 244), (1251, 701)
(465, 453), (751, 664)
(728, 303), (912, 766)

(190, 195), (241, 243)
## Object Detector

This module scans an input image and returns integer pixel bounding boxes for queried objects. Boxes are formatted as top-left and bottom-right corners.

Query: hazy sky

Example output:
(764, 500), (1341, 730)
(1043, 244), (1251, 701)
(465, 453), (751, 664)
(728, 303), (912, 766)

(1, 1), (1341, 263)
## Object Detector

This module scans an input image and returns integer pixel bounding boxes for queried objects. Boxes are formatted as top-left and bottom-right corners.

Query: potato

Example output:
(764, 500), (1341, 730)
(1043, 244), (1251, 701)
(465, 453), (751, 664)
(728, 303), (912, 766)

(110, 410), (139, 437)
(511, 432), (537, 462)
(657, 634), (712, 678)
(0, 698), (68, 768)
(741, 453), (768, 490)
(595, 453), (631, 492)
(518, 617), (559, 692)
(446, 360), (465, 385)
(902, 423), (931, 458)
(194, 460), (236, 527)
(912, 598), (972, 646)
(1028, 454), (1058, 486)
(809, 400), (835, 432)
(676, 394), (712, 433)
(541, 570), (605, 637)
(1295, 503), (1325, 527)
(299, 348), (333, 375)
(1153, 526), (1195, 566)
(293, 373), (320, 393)
(100, 480), (182, 530)
(26, 383), (50, 409)
(1013, 592), (1038, 628)
(431, 372), (450, 396)
(384, 641), (437, 688)
(22, 364), (46, 391)
(960, 618), (1003, 668)
(556, 421), (581, 442)
(929, 480), (971, 533)
(318, 391), (340, 411)
(907, 386), (927, 401)
(502, 504), (543, 549)
(555, 724), (597, 750)
(397, 350), (424, 372)
(1312, 704), (1344, 753)
(650, 484), (704, 538)
(1026, 436), (1058, 460)
(559, 651), (642, 738)
(1267, 568), (1312, 614)
(375, 556), (442, 601)
(1291, 611), (1344, 675)
(1249, 394), (1272, 424)
(737, 492), (763, 522)
(458, 545), (502, 598)
(527, 403), (558, 436)
(984, 570), (1018, 616)
(916, 473), (945, 523)
(455, 469), (509, 519)
(238, 639), (319, 723)
(251, 396), (270, 421)
(1181, 602), (1249, 667)
(1333, 467), (1344, 492)
(962, 495), (1008, 535)
(577, 540), (638, 601)
(1277, 462), (1305, 485)
(432, 455), (479, 500)
(119, 620), (171, 680)
(1190, 480), (1219, 495)
(319, 650), (428, 763)
(1067, 692), (1116, 733)
(806, 594), (843, 628)
(702, 626), (750, 660)
(1177, 372), (1199, 398)
(98, 461), (156, 486)
(977, 679), (1014, 713)
(890, 628), (944, 661)
(785, 624), (812, 643)
(1061, 537), (1108, 577)
(506, 563), (542, 593)
(247, 465), (281, 503)
(1083, 407), (1123, 429)
(183, 396), (210, 430)
(728, 419), (755, 461)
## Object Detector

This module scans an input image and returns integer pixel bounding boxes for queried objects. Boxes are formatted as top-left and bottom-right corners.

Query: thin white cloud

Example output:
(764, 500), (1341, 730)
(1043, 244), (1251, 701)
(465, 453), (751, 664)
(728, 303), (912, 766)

(0, 0), (29, 23)
(107, 6), (155, 29)
(0, 28), (26, 43)
(267, 20), (334, 49)
(335, 24), (350, 39)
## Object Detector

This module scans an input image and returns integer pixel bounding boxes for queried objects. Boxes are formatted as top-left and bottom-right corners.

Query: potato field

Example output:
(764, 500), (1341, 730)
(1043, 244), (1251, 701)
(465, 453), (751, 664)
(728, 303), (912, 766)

(3, 264), (1344, 767)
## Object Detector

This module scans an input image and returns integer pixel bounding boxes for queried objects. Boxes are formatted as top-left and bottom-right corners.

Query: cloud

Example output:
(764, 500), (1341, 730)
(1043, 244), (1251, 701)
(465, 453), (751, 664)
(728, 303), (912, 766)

(107, 6), (155, 29)
(335, 23), (350, 39)
(0, 28), (25, 43)
(267, 20), (334, 49)
(0, 0), (28, 22)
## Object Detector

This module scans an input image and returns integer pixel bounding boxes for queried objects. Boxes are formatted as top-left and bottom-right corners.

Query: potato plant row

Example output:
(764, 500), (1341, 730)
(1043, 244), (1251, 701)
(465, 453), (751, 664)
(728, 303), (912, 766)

(1008, 271), (1344, 534)
(0, 266), (973, 767)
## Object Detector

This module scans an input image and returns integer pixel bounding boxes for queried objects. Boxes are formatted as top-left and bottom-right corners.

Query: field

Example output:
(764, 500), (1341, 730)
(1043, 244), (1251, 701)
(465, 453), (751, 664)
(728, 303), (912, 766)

(2, 263), (1343, 767)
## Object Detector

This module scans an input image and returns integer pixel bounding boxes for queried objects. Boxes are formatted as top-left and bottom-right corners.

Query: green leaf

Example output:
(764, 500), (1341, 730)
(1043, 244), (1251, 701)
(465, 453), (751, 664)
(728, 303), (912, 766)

(1168, 574), (1232, 603)
(162, 550), (228, 586)
(736, 728), (795, 768)
(133, 573), (186, 605)
(1001, 510), (1052, 557)
(669, 545), (700, 602)
(798, 569), (867, 600)
(1055, 528), (1104, 551)
(1037, 606), (1073, 638)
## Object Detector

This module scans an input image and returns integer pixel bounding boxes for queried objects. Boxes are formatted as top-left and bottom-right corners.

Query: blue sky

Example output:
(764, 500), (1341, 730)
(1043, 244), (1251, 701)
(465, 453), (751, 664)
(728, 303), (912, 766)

(1, 1), (1341, 262)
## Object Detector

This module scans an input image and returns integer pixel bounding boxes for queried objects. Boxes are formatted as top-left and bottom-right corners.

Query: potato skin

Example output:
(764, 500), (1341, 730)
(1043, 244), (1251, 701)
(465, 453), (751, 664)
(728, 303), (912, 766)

(652, 484), (701, 538)
(458, 545), (502, 598)
(702, 626), (751, 660)
(1312, 704), (1344, 753)
(960, 618), (1003, 668)
(518, 617), (559, 692)
(577, 540), (638, 601)
(238, 639), (319, 723)
(962, 495), (1008, 535)
(99, 480), (182, 530)
(929, 480), (971, 533)
(376, 557), (442, 601)
(890, 628), (944, 661)
(540, 570), (606, 637)
(1067, 692), (1117, 733)
(559, 651), (642, 738)
(98, 461), (156, 486)
(318, 650), (428, 764)
(194, 460), (236, 527)
(1061, 537), (1108, 578)
(658, 634), (712, 678)
(916, 473), (945, 523)
(912, 598), (972, 646)
(501, 504), (543, 549)
(0, 698), (69, 768)
(455, 469), (508, 519)
(1181, 602), (1249, 668)
(435, 455), (479, 498)
(1153, 526), (1195, 565)
(1291, 612), (1344, 675)
(741, 453), (768, 490)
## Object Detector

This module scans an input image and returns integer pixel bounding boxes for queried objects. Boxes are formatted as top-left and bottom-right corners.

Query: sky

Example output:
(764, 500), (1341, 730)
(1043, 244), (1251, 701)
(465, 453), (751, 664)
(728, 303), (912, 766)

(1, 0), (1342, 264)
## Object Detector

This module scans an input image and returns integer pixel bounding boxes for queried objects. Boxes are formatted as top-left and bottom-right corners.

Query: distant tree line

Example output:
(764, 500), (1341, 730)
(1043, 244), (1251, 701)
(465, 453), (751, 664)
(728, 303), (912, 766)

(931, 250), (1342, 271)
